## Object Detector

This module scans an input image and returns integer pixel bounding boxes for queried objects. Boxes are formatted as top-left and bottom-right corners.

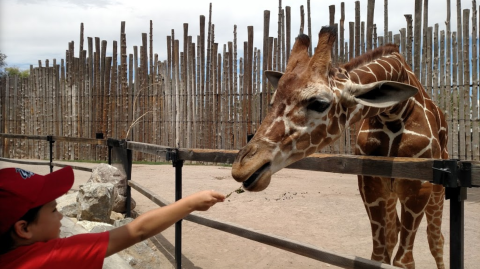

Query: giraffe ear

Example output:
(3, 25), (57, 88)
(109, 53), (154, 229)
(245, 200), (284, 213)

(265, 70), (283, 89)
(343, 81), (418, 108)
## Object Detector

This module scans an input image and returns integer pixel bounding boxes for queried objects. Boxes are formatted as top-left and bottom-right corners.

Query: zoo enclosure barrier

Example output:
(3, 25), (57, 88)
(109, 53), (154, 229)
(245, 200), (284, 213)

(1, 0), (480, 162)
(0, 133), (478, 269)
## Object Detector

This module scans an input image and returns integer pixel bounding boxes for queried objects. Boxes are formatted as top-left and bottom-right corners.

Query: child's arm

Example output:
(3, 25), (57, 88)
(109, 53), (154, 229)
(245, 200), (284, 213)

(105, 190), (225, 257)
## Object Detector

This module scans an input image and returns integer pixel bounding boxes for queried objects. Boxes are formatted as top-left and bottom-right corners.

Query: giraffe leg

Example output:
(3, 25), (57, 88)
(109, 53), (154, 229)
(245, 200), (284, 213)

(358, 176), (398, 264)
(424, 184), (445, 269)
(385, 191), (401, 259)
(393, 179), (433, 269)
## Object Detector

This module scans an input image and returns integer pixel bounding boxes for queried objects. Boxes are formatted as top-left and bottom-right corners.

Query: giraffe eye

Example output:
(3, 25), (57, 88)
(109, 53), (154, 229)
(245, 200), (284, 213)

(307, 100), (330, 113)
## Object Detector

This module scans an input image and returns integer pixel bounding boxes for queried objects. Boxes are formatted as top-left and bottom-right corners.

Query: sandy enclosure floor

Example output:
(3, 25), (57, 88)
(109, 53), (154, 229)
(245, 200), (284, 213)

(1, 161), (479, 269)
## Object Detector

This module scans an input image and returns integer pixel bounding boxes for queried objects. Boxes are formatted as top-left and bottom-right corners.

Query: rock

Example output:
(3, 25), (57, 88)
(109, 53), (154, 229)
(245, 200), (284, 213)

(110, 211), (125, 221)
(57, 192), (78, 218)
(88, 163), (136, 213)
(113, 195), (137, 213)
(77, 183), (115, 223)
(77, 220), (113, 232)
(114, 217), (134, 228)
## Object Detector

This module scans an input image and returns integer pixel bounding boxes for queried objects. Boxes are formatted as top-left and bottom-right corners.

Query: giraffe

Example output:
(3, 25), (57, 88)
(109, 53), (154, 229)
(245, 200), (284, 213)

(231, 26), (448, 269)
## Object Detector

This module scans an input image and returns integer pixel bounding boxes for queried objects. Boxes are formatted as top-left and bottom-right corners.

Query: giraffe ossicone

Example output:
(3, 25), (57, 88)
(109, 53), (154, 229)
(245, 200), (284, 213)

(232, 25), (447, 269)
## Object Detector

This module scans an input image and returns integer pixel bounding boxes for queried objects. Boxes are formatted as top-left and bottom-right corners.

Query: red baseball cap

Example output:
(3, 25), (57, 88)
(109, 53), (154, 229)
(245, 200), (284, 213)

(0, 166), (74, 235)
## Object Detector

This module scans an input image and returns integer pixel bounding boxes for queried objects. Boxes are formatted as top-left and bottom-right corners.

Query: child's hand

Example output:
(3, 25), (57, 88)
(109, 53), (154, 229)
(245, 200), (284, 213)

(186, 190), (225, 211)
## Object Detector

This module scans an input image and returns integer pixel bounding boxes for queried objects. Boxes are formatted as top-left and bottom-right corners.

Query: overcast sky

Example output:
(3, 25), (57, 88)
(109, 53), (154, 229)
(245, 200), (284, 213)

(0, 0), (475, 71)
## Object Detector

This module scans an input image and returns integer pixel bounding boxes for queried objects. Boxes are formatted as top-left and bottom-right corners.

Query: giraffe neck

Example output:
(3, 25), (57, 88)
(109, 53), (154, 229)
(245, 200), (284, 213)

(333, 51), (420, 128)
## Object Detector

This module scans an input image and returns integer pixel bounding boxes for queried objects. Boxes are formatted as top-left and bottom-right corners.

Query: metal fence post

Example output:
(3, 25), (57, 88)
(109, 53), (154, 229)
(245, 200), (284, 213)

(125, 142), (133, 218)
(433, 160), (472, 269)
(447, 187), (466, 269)
(47, 136), (54, 173)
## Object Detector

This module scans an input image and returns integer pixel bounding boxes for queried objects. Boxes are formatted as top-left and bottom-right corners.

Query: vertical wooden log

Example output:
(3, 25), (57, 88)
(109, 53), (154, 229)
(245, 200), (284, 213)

(247, 26), (254, 136)
(440, 30), (446, 112)
(150, 20), (154, 88)
(472, 1), (479, 160)
(153, 53), (159, 150)
(394, 34), (400, 46)
(281, 9), (286, 71)
(213, 43), (219, 149)
(263, 10), (270, 122)
(87, 37), (93, 154)
(183, 23), (189, 148)
(366, 0), (375, 51)
(413, 0), (422, 78)
(307, 0), (312, 56)
(243, 41), (248, 145)
(187, 37), (193, 149)
(111, 41), (118, 139)
(104, 56), (112, 141)
(421, 0), (429, 85)
(222, 45), (227, 149)
(355, 1), (360, 57)
(405, 14), (414, 69)
(200, 15), (206, 148)
(228, 42), (234, 148)
(286, 6), (291, 63)
(400, 28), (406, 57)
(361, 22), (365, 55)
(384, 0), (388, 41)
(233, 25), (239, 148)
(256, 48), (261, 130)
(174, 39), (180, 148)
(300, 5), (304, 35)
(206, 7), (213, 149)
(349, 22), (355, 59)
(238, 56), (244, 148)
(446, 0), (453, 155)
(100, 40), (107, 142)
(195, 36), (200, 148)
(167, 36), (173, 146)
(426, 27), (433, 98)
(456, 0), (465, 158)
(462, 9), (470, 160)
(452, 31), (459, 159)
(340, 3), (345, 63)
(60, 60), (66, 159)
(278, 0), (282, 69)
(120, 22), (128, 140)
(329, 5), (336, 62)
(433, 24), (439, 103)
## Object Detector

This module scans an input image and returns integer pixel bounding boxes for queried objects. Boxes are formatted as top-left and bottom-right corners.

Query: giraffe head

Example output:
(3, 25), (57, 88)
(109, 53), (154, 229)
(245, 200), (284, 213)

(231, 26), (418, 191)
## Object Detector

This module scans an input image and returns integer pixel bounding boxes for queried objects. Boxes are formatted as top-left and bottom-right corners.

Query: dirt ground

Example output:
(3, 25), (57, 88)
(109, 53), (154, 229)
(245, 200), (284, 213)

(1, 161), (479, 269)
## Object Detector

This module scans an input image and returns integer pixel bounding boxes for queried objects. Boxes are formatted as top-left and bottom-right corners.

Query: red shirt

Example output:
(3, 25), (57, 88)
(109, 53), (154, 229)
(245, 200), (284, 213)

(0, 232), (109, 269)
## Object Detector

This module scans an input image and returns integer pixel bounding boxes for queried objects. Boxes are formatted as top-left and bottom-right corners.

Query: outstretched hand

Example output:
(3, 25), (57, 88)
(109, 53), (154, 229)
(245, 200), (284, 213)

(185, 190), (225, 211)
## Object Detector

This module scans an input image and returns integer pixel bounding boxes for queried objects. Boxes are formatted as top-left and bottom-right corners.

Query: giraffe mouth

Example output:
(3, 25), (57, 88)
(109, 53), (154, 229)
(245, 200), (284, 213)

(242, 162), (271, 190)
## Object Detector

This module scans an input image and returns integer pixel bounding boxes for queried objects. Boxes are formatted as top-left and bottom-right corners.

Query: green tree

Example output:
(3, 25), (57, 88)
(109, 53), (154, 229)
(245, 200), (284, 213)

(4, 67), (30, 78)
(0, 51), (6, 77)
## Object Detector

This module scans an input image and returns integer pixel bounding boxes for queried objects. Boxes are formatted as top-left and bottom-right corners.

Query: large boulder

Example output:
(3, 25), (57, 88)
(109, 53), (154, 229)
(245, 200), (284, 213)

(57, 192), (78, 218)
(88, 164), (136, 213)
(77, 183), (115, 223)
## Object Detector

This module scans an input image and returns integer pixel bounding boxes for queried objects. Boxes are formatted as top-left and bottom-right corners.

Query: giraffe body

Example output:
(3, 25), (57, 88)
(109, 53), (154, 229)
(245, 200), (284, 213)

(231, 26), (447, 269)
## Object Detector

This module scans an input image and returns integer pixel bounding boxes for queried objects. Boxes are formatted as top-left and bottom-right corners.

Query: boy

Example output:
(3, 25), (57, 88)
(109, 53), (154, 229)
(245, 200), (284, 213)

(0, 166), (225, 268)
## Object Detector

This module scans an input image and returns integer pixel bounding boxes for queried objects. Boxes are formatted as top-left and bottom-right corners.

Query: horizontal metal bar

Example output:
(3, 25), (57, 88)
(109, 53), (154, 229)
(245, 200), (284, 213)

(128, 180), (399, 269)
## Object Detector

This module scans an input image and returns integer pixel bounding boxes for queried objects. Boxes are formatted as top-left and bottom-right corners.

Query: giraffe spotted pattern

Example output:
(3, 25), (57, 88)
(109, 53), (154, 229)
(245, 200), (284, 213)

(232, 26), (447, 269)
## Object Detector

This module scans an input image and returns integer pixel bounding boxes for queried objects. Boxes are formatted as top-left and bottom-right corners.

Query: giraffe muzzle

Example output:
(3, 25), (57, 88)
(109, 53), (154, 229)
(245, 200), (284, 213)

(242, 162), (271, 190)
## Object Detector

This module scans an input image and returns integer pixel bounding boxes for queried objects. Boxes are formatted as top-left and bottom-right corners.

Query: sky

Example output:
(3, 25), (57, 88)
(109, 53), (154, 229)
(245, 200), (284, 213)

(0, 0), (476, 71)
